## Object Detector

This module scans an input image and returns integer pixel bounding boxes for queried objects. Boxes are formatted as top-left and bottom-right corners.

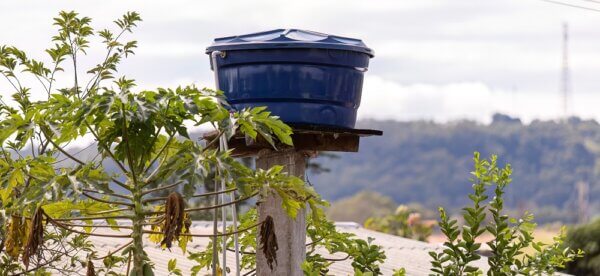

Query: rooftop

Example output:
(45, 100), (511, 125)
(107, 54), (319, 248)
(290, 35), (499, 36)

(85, 221), (489, 275)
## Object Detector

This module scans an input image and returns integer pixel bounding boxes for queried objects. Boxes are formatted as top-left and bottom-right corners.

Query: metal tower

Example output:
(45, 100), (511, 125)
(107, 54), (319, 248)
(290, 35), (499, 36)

(561, 22), (571, 117)
(576, 181), (590, 223)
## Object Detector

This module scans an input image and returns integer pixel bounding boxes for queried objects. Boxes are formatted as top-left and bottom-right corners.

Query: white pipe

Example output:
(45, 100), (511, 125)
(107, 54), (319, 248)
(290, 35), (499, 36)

(212, 49), (240, 276)
(219, 136), (228, 276)
(222, 137), (241, 276)
(211, 51), (222, 92)
(211, 50), (227, 276)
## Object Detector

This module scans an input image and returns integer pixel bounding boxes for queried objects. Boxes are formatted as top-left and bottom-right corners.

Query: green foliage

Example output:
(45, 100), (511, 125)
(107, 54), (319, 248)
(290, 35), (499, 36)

(303, 212), (387, 275)
(429, 152), (583, 276)
(0, 10), (324, 276)
(564, 218), (600, 275)
(167, 259), (183, 276)
(523, 228), (583, 275)
(350, 237), (387, 275)
(301, 261), (322, 276)
(235, 106), (293, 148)
(392, 268), (407, 276)
(238, 165), (326, 221)
(364, 204), (434, 241)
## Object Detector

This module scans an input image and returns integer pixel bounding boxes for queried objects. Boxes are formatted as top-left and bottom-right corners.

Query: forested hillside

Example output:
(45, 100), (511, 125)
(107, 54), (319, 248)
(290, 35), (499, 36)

(310, 114), (600, 224)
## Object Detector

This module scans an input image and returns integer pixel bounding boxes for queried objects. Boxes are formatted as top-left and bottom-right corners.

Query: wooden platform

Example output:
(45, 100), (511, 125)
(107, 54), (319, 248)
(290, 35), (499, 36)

(203, 124), (383, 156)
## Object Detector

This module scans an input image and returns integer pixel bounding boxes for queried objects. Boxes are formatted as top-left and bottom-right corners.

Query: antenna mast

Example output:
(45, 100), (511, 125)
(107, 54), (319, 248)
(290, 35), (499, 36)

(561, 22), (571, 118)
(576, 181), (589, 223)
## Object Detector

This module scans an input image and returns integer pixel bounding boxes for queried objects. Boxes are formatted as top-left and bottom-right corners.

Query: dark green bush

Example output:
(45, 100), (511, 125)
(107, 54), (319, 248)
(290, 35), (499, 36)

(565, 219), (600, 275)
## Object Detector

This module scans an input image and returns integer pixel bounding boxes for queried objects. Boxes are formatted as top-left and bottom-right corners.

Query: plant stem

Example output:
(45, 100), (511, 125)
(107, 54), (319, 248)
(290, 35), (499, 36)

(122, 102), (146, 276)
(131, 181), (145, 276)
(141, 180), (184, 195)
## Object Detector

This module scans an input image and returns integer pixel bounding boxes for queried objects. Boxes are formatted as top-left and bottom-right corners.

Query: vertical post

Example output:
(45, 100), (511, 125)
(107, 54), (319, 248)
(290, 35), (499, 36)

(256, 149), (307, 276)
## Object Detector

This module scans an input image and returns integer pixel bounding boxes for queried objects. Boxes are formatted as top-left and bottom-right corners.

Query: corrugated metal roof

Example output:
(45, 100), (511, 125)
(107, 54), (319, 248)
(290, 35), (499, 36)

(79, 221), (490, 275)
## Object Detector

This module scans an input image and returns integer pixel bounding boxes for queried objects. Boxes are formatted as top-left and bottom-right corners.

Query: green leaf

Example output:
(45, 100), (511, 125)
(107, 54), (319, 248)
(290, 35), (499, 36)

(168, 259), (176, 271)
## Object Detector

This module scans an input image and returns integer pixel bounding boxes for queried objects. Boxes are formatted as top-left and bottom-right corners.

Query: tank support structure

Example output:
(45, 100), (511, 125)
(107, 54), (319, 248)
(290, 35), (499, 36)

(204, 124), (381, 275)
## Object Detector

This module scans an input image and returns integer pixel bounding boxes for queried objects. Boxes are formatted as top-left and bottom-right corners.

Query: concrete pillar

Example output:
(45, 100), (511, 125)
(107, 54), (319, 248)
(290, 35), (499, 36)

(256, 149), (307, 276)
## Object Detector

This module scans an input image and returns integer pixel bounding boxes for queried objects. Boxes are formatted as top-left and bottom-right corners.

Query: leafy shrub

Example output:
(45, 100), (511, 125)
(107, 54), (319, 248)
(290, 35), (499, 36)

(564, 218), (600, 275)
(429, 152), (583, 275)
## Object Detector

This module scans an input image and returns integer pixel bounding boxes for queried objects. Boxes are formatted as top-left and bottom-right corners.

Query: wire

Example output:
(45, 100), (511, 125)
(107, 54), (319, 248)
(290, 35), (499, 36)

(579, 0), (600, 4)
(540, 0), (600, 12)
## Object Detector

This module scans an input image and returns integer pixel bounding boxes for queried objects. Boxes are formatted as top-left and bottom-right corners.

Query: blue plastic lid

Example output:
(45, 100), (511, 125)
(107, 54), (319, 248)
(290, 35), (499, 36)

(206, 29), (374, 57)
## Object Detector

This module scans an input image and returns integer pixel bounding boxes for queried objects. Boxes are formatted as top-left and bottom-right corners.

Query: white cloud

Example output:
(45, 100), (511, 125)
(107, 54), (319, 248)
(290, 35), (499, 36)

(359, 75), (600, 123)
(1, 0), (600, 123)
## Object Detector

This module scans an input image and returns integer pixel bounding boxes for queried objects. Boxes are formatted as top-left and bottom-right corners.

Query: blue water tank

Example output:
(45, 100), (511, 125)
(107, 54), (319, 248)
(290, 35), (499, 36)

(206, 29), (374, 129)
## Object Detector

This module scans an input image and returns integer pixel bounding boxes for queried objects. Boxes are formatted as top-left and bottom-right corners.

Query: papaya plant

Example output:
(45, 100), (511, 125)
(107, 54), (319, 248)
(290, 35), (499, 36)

(0, 10), (391, 276)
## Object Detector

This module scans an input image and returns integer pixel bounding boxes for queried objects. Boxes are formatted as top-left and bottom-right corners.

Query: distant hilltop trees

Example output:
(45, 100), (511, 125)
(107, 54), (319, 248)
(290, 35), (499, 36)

(312, 114), (600, 224)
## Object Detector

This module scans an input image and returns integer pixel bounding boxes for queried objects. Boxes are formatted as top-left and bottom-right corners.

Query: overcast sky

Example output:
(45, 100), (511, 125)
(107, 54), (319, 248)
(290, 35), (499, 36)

(1, 0), (600, 123)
